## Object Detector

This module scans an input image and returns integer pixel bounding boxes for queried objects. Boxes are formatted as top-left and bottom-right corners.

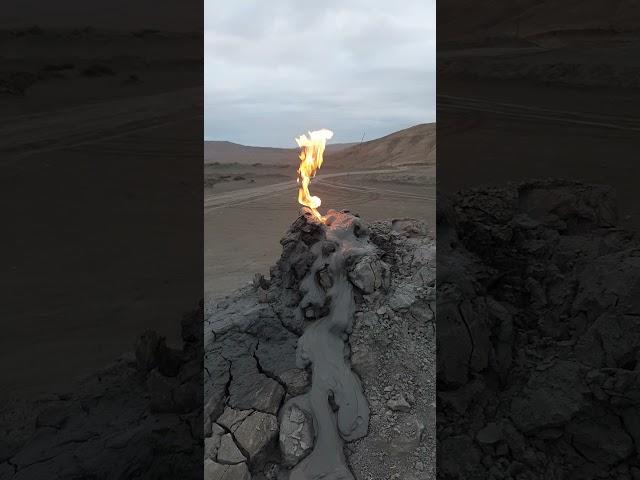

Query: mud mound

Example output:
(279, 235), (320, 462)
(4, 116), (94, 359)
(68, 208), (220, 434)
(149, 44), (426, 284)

(437, 180), (640, 479)
(205, 210), (435, 479)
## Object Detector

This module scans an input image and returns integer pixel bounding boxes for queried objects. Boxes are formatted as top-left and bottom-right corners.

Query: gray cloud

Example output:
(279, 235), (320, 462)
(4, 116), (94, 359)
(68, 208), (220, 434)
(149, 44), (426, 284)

(205, 0), (435, 147)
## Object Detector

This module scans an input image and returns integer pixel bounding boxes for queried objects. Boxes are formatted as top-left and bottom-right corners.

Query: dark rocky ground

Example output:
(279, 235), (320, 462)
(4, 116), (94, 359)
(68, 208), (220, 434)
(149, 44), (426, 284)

(437, 180), (640, 479)
(205, 210), (436, 480)
(0, 308), (203, 479)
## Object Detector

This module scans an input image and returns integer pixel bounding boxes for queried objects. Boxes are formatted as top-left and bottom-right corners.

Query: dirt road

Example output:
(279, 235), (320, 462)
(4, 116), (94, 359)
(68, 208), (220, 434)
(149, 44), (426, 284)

(203, 168), (416, 210)
(204, 167), (435, 301)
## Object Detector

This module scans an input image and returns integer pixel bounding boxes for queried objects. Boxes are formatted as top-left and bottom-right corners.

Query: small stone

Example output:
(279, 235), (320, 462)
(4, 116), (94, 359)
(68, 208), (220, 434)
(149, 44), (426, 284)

(217, 434), (246, 465)
(387, 394), (411, 412)
(476, 422), (503, 444)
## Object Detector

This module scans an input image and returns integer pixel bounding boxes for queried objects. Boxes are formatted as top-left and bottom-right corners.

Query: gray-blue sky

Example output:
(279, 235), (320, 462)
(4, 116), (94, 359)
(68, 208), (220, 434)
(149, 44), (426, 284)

(205, 0), (435, 147)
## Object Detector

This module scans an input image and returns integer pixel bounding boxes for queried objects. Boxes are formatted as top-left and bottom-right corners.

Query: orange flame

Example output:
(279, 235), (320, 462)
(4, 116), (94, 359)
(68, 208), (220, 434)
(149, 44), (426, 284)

(295, 129), (333, 221)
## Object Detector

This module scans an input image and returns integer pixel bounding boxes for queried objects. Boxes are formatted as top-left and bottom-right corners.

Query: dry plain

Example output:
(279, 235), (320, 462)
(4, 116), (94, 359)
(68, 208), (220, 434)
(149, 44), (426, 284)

(205, 123), (436, 301)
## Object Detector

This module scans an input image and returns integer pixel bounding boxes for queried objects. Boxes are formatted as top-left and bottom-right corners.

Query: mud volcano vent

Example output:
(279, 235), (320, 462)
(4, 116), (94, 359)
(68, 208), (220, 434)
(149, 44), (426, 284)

(205, 209), (436, 480)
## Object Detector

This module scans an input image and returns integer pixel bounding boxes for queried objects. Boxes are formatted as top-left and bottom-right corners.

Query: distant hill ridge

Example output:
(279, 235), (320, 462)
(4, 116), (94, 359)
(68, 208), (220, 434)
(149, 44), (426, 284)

(205, 123), (435, 168)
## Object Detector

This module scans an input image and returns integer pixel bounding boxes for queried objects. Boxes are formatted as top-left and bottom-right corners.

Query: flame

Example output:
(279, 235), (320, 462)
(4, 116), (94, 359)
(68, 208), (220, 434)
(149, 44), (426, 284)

(295, 128), (333, 221)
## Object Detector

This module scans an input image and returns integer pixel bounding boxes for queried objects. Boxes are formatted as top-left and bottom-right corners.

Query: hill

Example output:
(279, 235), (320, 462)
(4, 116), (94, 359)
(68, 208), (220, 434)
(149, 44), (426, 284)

(204, 123), (436, 169)
(327, 123), (435, 168)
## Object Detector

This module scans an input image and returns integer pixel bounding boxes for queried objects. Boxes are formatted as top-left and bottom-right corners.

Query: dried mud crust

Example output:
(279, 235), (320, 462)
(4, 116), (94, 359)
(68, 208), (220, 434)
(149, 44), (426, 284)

(437, 179), (640, 480)
(204, 211), (436, 480)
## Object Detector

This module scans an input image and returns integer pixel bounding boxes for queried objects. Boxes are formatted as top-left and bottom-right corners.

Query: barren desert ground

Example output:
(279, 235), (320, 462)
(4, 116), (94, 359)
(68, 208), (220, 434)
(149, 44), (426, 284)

(438, 31), (640, 235)
(205, 124), (436, 301)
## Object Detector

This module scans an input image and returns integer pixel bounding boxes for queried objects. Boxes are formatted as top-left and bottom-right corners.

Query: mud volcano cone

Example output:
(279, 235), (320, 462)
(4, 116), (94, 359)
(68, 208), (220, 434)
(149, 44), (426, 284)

(205, 208), (436, 479)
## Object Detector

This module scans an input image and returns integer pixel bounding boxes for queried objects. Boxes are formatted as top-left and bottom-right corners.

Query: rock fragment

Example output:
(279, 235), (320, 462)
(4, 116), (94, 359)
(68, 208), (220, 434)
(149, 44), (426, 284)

(387, 394), (411, 412)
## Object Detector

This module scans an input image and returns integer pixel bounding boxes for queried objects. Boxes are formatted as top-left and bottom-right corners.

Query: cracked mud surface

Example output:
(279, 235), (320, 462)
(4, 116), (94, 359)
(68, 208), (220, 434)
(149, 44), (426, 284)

(437, 180), (640, 479)
(205, 210), (435, 479)
(0, 307), (203, 479)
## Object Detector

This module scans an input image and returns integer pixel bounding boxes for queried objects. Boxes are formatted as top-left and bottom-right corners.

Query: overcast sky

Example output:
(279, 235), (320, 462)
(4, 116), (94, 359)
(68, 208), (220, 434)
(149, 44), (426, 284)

(205, 1), (435, 147)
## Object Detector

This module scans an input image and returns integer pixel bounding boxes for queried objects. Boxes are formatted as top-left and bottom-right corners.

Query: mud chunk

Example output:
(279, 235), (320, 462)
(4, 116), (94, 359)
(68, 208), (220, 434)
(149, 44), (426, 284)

(204, 424), (224, 460)
(229, 357), (285, 414)
(204, 459), (251, 480)
(348, 256), (390, 294)
(278, 368), (311, 396)
(233, 411), (279, 466)
(217, 407), (252, 433)
(438, 435), (482, 478)
(279, 404), (314, 467)
(510, 361), (587, 432)
(388, 414), (425, 454)
(476, 422), (503, 444)
(217, 434), (246, 465)
(567, 414), (634, 464)
(389, 283), (416, 310)
(134, 330), (161, 371)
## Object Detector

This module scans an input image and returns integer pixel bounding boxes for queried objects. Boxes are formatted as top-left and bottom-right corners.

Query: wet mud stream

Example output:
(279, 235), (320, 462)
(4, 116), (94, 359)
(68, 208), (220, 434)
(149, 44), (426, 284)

(286, 210), (371, 480)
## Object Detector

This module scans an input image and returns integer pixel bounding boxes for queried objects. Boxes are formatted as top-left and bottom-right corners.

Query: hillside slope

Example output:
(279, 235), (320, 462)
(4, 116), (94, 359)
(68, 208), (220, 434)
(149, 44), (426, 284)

(327, 123), (436, 168)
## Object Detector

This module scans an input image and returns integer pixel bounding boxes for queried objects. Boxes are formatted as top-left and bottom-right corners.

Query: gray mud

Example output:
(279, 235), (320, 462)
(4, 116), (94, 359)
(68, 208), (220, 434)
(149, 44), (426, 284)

(287, 210), (372, 480)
